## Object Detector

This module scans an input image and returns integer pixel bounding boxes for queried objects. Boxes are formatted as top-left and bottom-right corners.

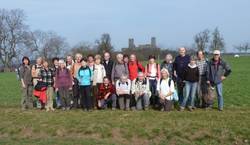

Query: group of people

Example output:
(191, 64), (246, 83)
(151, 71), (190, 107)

(18, 47), (231, 112)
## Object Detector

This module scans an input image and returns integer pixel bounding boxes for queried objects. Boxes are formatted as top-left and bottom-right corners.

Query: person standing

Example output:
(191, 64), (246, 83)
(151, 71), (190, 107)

(173, 47), (190, 104)
(180, 56), (199, 111)
(127, 54), (145, 81)
(102, 52), (114, 81)
(196, 50), (208, 108)
(31, 57), (43, 108)
(71, 53), (82, 108)
(55, 60), (73, 111)
(111, 53), (129, 84)
(145, 55), (161, 108)
(19, 56), (33, 110)
(77, 58), (93, 111)
(38, 60), (55, 110)
(206, 50), (231, 111)
(161, 54), (174, 80)
(92, 54), (106, 108)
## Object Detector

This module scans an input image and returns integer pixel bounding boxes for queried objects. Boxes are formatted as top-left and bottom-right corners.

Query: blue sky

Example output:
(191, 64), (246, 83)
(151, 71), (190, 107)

(1, 0), (250, 52)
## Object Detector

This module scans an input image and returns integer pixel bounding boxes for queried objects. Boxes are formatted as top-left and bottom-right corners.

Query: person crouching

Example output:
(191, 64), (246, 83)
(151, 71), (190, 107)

(97, 77), (117, 110)
(116, 75), (131, 111)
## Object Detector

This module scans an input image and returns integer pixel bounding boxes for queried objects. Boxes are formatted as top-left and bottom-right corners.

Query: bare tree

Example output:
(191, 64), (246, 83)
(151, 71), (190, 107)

(95, 33), (114, 54)
(24, 30), (68, 59)
(234, 43), (250, 53)
(210, 27), (225, 52)
(70, 41), (97, 56)
(0, 9), (28, 71)
(194, 29), (210, 51)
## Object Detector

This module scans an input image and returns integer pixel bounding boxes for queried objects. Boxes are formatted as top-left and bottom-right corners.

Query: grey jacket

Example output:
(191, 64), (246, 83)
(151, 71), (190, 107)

(111, 62), (128, 82)
(206, 58), (231, 85)
(19, 65), (33, 86)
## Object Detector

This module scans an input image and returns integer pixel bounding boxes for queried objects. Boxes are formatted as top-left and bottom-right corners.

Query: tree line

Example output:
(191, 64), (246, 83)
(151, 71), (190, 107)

(1, 8), (248, 71)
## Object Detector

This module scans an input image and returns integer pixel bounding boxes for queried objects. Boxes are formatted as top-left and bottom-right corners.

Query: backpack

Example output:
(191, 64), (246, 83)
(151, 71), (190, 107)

(159, 78), (178, 101)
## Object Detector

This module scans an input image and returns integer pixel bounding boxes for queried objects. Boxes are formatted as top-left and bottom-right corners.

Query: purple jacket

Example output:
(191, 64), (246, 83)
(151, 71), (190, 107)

(55, 68), (73, 89)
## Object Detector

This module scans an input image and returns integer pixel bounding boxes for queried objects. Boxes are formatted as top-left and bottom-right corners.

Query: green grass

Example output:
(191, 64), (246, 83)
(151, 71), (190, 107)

(0, 56), (250, 145)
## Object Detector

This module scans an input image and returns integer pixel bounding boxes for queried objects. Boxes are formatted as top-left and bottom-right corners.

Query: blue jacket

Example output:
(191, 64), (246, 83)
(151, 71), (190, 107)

(77, 66), (92, 86)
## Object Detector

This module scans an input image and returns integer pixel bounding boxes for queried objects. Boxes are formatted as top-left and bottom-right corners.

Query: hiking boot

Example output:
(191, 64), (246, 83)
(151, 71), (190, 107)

(179, 107), (185, 112)
(188, 106), (193, 112)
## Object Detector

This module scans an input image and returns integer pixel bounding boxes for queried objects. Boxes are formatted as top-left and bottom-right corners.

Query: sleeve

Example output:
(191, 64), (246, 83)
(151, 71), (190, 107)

(206, 62), (210, 81)
(93, 69), (97, 86)
(127, 79), (131, 94)
(103, 65), (106, 78)
(111, 63), (115, 82)
(125, 64), (129, 75)
(157, 64), (161, 79)
(145, 64), (148, 77)
(131, 79), (136, 94)
(138, 62), (145, 73)
(19, 66), (25, 79)
(170, 80), (175, 93)
(223, 61), (232, 77)
(145, 79), (151, 96)
(115, 80), (120, 93)
(156, 80), (160, 92)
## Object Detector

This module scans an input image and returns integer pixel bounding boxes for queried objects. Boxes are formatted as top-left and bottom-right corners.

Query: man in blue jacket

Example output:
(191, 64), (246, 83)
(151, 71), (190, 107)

(206, 50), (231, 111)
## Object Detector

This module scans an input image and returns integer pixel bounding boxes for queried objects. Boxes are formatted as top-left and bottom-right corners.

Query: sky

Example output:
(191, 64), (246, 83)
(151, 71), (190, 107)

(1, 0), (250, 52)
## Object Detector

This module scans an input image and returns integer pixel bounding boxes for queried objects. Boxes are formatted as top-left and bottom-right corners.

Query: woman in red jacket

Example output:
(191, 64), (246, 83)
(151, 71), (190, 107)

(127, 54), (145, 81)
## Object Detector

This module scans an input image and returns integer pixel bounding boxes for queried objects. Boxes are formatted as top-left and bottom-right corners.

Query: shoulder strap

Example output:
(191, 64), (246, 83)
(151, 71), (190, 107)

(168, 78), (172, 87)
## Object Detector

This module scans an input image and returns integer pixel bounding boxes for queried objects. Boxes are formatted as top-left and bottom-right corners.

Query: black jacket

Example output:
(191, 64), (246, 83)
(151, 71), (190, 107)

(102, 60), (114, 80)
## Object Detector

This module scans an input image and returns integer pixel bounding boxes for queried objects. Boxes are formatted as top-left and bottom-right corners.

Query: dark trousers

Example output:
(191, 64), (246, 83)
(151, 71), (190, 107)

(79, 85), (92, 110)
(93, 83), (101, 108)
(149, 79), (158, 107)
(177, 81), (185, 105)
(160, 99), (173, 111)
(58, 87), (70, 108)
(72, 81), (80, 108)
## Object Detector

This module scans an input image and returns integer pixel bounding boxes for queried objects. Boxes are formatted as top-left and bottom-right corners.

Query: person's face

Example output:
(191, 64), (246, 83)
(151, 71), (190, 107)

(213, 54), (220, 61)
(103, 78), (109, 85)
(123, 57), (129, 63)
(149, 58), (155, 64)
(104, 53), (110, 61)
(81, 60), (87, 67)
(161, 71), (168, 79)
(43, 62), (48, 68)
(36, 58), (42, 65)
(190, 60), (196, 65)
(88, 57), (94, 63)
(121, 77), (127, 83)
(197, 52), (204, 60)
(165, 55), (172, 63)
(95, 59), (101, 64)
(67, 56), (72, 64)
(130, 55), (136, 62)
(138, 74), (144, 81)
(179, 48), (186, 56)
(76, 55), (82, 63)
(23, 59), (29, 65)
(117, 56), (123, 63)
(59, 62), (65, 69)
(54, 60), (59, 67)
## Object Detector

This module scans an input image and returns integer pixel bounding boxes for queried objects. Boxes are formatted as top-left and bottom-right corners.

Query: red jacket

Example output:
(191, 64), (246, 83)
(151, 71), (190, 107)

(33, 87), (47, 104)
(98, 83), (115, 100)
(128, 61), (145, 81)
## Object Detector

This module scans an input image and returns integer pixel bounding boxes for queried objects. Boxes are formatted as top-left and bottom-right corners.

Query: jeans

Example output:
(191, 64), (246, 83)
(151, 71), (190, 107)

(136, 94), (150, 110)
(181, 81), (198, 108)
(149, 79), (158, 107)
(79, 85), (92, 110)
(215, 83), (223, 110)
(99, 94), (117, 109)
(56, 91), (61, 107)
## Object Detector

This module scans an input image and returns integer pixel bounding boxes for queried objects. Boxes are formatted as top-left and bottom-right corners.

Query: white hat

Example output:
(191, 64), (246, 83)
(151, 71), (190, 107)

(213, 50), (221, 55)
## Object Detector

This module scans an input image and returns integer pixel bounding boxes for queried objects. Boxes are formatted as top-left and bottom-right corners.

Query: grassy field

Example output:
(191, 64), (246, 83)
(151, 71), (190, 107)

(0, 56), (250, 145)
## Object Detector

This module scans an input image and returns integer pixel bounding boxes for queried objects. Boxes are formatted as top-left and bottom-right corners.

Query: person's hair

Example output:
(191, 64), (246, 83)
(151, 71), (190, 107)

(116, 53), (123, 59)
(196, 50), (205, 56)
(148, 55), (156, 60)
(161, 68), (169, 76)
(52, 57), (59, 63)
(75, 53), (82, 58)
(80, 57), (88, 62)
(22, 56), (30, 65)
(190, 55), (197, 61)
(95, 54), (102, 60)
(103, 76), (110, 81)
(87, 54), (94, 59)
(123, 54), (129, 58)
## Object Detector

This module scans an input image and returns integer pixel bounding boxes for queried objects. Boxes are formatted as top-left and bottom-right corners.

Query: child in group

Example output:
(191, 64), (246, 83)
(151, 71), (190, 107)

(55, 60), (73, 111)
(116, 74), (131, 111)
(97, 77), (117, 110)
(92, 54), (106, 108)
(180, 56), (200, 111)
(77, 57), (93, 111)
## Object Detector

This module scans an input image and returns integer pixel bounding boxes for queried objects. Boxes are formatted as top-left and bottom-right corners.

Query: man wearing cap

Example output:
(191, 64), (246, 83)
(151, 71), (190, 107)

(206, 50), (231, 111)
